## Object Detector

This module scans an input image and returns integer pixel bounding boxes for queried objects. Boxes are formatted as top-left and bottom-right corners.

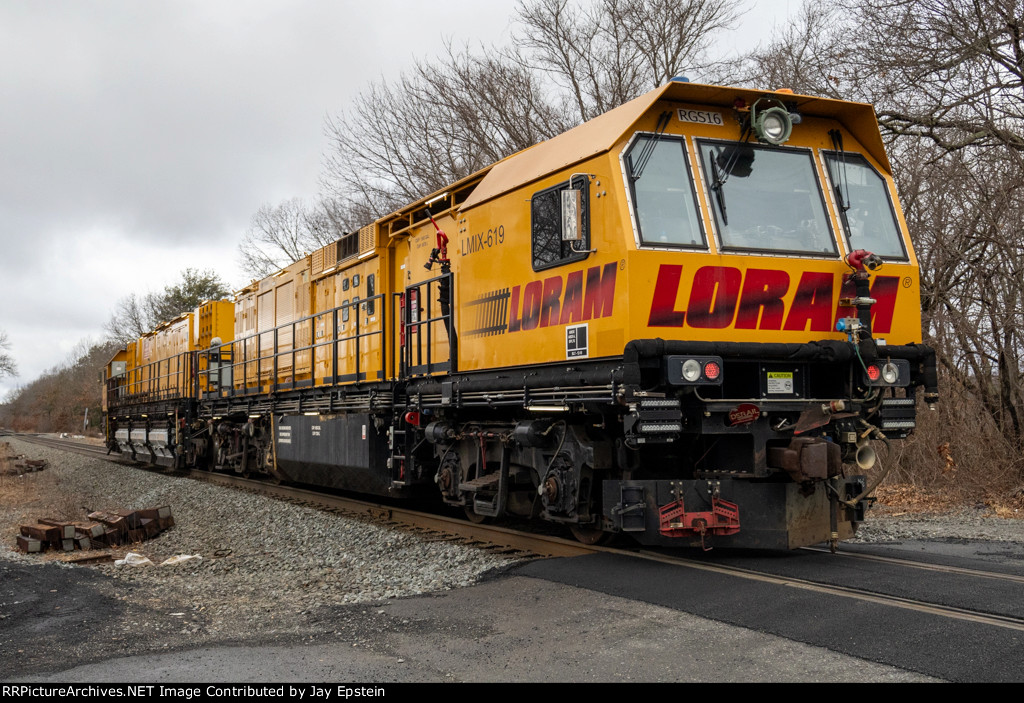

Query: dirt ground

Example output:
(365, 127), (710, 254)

(0, 442), (113, 564)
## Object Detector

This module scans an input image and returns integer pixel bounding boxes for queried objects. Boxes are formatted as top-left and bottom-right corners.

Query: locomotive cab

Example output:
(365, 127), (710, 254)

(429, 80), (937, 549)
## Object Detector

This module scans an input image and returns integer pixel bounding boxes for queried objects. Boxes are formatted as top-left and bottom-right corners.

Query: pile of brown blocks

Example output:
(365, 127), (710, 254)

(0, 441), (47, 476)
(15, 506), (174, 554)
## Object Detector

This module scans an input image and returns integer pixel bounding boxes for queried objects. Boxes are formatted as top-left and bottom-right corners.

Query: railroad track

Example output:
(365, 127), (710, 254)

(7, 432), (594, 560)
(10, 432), (1024, 633)
(631, 548), (1024, 633)
(189, 469), (594, 559)
(5, 432), (113, 458)
(802, 545), (1024, 585)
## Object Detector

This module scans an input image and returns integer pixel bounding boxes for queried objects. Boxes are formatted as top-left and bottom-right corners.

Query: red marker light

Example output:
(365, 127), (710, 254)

(704, 361), (721, 380)
(866, 364), (881, 381)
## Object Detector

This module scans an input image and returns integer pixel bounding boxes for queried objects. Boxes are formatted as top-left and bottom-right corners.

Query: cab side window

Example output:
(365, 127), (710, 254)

(823, 151), (908, 260)
(531, 175), (590, 271)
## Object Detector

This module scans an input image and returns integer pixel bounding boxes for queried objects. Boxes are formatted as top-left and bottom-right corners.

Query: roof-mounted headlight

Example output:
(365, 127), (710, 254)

(751, 98), (793, 146)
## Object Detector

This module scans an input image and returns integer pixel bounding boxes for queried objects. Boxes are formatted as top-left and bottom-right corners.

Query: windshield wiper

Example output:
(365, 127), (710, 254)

(708, 126), (753, 226)
(830, 129), (850, 212)
(710, 149), (729, 225)
(629, 111), (672, 181)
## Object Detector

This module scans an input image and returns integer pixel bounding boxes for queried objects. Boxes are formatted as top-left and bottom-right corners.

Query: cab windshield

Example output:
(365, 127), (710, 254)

(625, 134), (706, 248)
(698, 140), (837, 256)
(824, 152), (908, 260)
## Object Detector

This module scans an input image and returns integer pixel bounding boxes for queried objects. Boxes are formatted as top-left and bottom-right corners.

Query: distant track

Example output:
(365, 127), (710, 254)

(8, 433), (112, 458)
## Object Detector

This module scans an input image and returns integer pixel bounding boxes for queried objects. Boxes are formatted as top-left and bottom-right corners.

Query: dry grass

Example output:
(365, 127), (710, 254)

(871, 481), (1024, 517)
(863, 380), (1024, 519)
(872, 483), (969, 514)
(0, 440), (14, 471)
(1, 470), (59, 544)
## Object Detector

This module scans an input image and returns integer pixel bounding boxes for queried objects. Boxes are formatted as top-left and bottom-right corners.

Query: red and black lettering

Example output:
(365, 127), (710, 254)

(735, 269), (789, 330)
(645, 264), (901, 334)
(686, 266), (742, 329)
(507, 263), (617, 333)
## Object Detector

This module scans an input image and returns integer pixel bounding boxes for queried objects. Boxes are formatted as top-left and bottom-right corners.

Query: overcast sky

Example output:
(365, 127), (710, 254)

(0, 0), (795, 400)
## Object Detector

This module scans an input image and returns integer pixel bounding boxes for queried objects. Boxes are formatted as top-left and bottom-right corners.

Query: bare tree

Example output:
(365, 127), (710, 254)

(741, 0), (1024, 484)
(0, 329), (16, 379)
(103, 293), (150, 347)
(742, 0), (1024, 151)
(238, 198), (341, 279)
(319, 197), (372, 240)
(722, 0), (848, 95)
(320, 0), (746, 221)
(103, 269), (231, 346)
(849, 0), (1024, 154)
(0, 338), (117, 434)
(515, 0), (744, 121)
(321, 47), (567, 220)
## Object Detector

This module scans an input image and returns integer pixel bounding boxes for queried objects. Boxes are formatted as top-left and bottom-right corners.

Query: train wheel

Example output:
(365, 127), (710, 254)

(570, 524), (612, 545)
(464, 506), (489, 524)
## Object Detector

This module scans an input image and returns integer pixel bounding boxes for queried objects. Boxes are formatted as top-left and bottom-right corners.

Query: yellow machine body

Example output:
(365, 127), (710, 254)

(103, 82), (936, 550)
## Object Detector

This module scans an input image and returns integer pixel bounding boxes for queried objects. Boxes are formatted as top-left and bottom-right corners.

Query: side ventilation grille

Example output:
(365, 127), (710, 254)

(359, 225), (375, 255)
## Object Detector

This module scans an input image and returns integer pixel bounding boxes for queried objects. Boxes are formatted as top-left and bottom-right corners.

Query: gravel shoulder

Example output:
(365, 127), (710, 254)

(1, 436), (1021, 680)
(849, 503), (1024, 544)
(0, 437), (518, 678)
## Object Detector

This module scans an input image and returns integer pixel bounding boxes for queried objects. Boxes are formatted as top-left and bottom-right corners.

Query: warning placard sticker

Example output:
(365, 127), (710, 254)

(766, 371), (794, 394)
(566, 323), (588, 359)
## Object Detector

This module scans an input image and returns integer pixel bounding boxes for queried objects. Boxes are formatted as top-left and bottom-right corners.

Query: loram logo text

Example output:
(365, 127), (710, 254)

(471, 263), (899, 335)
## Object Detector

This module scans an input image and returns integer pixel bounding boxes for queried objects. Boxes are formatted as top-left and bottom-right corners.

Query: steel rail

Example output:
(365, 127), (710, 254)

(630, 548), (1024, 632)
(802, 545), (1024, 584)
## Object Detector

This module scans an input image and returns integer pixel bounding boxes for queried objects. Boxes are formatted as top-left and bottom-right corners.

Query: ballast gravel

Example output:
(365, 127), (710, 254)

(0, 437), (519, 675)
(850, 506), (1024, 544)
(1, 436), (1022, 679)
